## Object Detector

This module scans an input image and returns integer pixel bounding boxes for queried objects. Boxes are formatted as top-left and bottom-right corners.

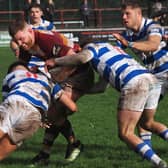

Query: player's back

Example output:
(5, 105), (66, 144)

(2, 69), (51, 111)
(85, 42), (149, 91)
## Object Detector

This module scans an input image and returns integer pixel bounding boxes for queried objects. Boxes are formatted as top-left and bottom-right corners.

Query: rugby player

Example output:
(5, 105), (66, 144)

(8, 18), (94, 165)
(45, 41), (168, 168)
(112, 0), (168, 147)
(0, 61), (77, 161)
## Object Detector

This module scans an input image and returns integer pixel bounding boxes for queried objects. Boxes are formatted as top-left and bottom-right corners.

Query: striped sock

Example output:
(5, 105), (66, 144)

(159, 129), (168, 140)
(139, 132), (152, 147)
(135, 142), (161, 165)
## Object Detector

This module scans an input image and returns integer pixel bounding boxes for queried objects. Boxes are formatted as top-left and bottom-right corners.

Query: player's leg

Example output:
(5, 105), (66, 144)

(118, 76), (167, 168)
(140, 108), (168, 142)
(31, 123), (61, 166)
(30, 101), (65, 166)
(60, 119), (83, 162)
(138, 124), (152, 147)
(31, 63), (94, 165)
(0, 99), (41, 162)
(0, 133), (17, 160)
(118, 109), (167, 168)
(31, 99), (82, 165)
(137, 86), (165, 147)
(60, 85), (84, 162)
(139, 80), (168, 143)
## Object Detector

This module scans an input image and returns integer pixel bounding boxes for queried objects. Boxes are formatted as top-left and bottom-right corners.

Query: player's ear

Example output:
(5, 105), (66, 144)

(41, 10), (43, 17)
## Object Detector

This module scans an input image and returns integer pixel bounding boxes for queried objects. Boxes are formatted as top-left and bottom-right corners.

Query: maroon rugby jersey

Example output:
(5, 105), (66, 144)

(34, 30), (81, 59)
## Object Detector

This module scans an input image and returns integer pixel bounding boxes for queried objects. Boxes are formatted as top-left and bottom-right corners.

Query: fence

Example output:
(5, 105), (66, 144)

(0, 7), (151, 30)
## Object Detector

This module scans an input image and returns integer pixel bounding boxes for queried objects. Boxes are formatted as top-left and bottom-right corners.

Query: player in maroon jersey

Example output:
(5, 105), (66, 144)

(8, 18), (94, 165)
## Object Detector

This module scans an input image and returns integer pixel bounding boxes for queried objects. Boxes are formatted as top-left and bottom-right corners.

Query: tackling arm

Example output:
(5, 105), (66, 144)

(86, 76), (109, 94)
(46, 50), (92, 68)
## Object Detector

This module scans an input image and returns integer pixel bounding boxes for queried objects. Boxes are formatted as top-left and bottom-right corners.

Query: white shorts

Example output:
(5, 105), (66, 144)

(158, 77), (168, 97)
(118, 74), (161, 112)
(0, 95), (41, 146)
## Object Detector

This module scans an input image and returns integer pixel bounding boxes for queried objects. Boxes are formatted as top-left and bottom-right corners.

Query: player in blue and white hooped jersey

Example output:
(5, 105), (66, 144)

(113, 1), (168, 97)
(46, 42), (168, 168)
(112, 2), (168, 164)
(0, 61), (77, 161)
(29, 3), (56, 31)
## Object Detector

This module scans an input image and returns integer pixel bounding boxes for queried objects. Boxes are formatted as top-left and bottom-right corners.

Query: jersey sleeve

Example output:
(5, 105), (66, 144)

(2, 77), (10, 100)
(28, 56), (51, 78)
(147, 23), (162, 38)
(51, 83), (63, 100)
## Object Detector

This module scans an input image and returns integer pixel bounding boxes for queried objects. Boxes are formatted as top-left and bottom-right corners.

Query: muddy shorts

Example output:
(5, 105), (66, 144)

(118, 74), (161, 112)
(0, 96), (41, 146)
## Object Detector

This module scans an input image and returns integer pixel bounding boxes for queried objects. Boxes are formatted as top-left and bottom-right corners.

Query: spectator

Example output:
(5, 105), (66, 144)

(151, 0), (163, 18)
(152, 0), (163, 13)
(44, 0), (55, 22)
(152, 10), (168, 26)
(80, 0), (91, 27)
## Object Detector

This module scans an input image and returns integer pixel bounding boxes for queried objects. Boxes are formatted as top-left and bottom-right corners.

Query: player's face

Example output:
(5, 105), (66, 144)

(14, 28), (34, 50)
(29, 7), (43, 24)
(121, 6), (141, 30)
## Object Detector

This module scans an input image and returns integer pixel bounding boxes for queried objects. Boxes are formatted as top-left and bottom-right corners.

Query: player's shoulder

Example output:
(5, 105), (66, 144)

(145, 18), (161, 29)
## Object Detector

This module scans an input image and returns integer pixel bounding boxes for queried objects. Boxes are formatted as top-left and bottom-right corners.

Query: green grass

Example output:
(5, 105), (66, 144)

(0, 47), (168, 168)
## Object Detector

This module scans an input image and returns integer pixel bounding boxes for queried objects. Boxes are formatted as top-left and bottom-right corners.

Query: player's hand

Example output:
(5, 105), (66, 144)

(40, 121), (52, 128)
(112, 33), (129, 47)
(45, 58), (56, 69)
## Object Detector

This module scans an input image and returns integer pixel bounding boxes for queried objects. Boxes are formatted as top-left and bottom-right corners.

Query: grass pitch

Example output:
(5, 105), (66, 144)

(0, 47), (168, 168)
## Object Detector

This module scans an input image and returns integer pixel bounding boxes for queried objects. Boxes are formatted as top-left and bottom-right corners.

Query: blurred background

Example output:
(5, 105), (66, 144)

(0, 0), (168, 47)
(0, 0), (167, 30)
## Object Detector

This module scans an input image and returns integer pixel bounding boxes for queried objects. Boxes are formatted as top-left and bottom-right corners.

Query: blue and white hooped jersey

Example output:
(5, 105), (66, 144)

(84, 42), (149, 91)
(28, 56), (51, 78)
(117, 17), (168, 78)
(30, 19), (55, 31)
(2, 69), (62, 111)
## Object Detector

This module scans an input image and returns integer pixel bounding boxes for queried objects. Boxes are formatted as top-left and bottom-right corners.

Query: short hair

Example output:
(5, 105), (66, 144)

(28, 3), (43, 12)
(7, 61), (28, 74)
(8, 17), (27, 38)
(121, 0), (142, 10)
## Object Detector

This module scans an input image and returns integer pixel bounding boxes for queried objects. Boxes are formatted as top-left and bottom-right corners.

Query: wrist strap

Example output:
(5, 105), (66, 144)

(128, 41), (134, 48)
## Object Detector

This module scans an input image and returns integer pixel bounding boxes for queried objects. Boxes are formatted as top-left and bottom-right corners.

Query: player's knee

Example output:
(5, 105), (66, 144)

(140, 120), (154, 130)
(118, 130), (131, 142)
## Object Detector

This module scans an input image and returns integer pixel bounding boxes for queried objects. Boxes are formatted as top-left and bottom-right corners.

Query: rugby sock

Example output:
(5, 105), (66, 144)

(60, 119), (76, 144)
(159, 129), (168, 140)
(139, 132), (152, 147)
(135, 142), (161, 165)
(42, 125), (61, 154)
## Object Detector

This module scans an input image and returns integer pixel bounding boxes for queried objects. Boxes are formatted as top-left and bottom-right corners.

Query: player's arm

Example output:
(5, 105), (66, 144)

(113, 33), (161, 52)
(86, 76), (109, 94)
(59, 91), (78, 113)
(46, 50), (92, 68)
(52, 84), (77, 113)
